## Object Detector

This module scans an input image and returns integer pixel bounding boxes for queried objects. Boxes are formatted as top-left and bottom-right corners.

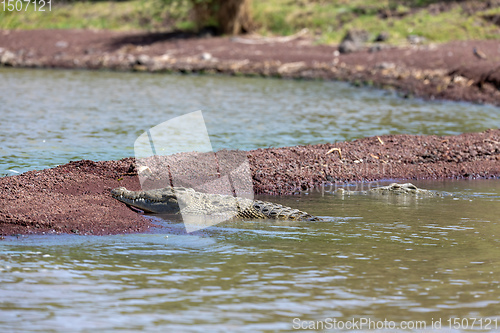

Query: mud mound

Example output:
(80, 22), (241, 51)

(1, 131), (498, 236)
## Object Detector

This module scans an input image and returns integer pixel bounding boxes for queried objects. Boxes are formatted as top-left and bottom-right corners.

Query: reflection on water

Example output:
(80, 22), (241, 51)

(1, 67), (499, 331)
(1, 180), (499, 331)
(1, 67), (500, 174)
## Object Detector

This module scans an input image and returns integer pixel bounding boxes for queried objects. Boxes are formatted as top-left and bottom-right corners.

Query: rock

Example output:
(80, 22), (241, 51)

(375, 62), (396, 70)
(369, 43), (389, 53)
(473, 47), (487, 60)
(338, 40), (359, 54)
(374, 32), (389, 42)
(345, 29), (371, 43)
(137, 165), (152, 178)
(55, 41), (68, 48)
(278, 61), (306, 75)
(0, 50), (17, 66)
(407, 35), (426, 45)
(485, 67), (500, 89)
(338, 29), (370, 54)
(136, 54), (151, 65)
(200, 52), (212, 61)
(158, 54), (171, 62)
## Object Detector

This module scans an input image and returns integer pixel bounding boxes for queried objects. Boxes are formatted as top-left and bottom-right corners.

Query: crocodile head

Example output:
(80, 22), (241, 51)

(111, 187), (181, 214)
(334, 182), (443, 197)
(384, 183), (419, 194)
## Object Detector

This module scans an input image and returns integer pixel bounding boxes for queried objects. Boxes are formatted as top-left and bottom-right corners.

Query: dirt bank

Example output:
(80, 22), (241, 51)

(1, 130), (499, 236)
(1, 29), (500, 105)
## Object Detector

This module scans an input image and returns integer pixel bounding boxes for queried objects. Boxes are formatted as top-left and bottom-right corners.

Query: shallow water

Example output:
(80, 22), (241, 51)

(1, 180), (499, 332)
(1, 68), (500, 332)
(1, 67), (500, 174)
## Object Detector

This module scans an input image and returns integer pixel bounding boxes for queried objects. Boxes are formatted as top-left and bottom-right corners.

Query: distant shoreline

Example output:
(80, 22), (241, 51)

(1, 29), (500, 106)
(1, 130), (499, 236)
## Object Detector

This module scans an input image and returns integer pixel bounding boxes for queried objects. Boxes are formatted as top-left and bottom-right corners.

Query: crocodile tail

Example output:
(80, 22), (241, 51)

(252, 200), (321, 221)
(288, 211), (322, 221)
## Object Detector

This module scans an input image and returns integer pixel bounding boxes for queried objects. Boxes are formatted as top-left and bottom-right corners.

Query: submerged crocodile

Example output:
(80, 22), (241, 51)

(111, 183), (445, 222)
(111, 186), (321, 221)
(334, 182), (448, 197)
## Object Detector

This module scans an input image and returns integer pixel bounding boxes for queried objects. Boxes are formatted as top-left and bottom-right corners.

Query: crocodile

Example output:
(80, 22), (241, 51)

(111, 183), (445, 222)
(333, 182), (448, 197)
(111, 186), (321, 221)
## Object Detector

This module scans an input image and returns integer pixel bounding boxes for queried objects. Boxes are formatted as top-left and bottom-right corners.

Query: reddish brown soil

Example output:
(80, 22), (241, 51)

(1, 29), (500, 105)
(1, 131), (499, 236)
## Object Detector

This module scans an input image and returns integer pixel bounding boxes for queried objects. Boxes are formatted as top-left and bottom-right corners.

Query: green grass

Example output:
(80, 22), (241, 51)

(0, 0), (192, 31)
(252, 0), (500, 44)
(1, 0), (499, 44)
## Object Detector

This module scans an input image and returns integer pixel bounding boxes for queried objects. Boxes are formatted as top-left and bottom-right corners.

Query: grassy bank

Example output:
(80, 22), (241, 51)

(1, 0), (499, 44)
(253, 0), (500, 44)
(0, 0), (192, 31)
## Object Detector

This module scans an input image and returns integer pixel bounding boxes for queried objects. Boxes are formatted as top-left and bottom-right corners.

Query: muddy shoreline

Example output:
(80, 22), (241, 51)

(1, 131), (499, 236)
(1, 29), (500, 105)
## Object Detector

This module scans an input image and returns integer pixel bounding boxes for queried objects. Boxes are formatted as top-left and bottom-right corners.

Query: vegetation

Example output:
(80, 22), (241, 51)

(252, 0), (500, 44)
(0, 0), (190, 30)
(0, 0), (499, 44)
(189, 0), (252, 34)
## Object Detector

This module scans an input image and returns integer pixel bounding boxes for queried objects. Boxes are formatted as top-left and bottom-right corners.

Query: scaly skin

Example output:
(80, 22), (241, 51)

(111, 186), (321, 221)
(334, 183), (447, 197)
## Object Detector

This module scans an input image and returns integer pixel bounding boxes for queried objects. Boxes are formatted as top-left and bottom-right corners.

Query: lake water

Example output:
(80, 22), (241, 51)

(1, 68), (500, 332)
(1, 67), (499, 175)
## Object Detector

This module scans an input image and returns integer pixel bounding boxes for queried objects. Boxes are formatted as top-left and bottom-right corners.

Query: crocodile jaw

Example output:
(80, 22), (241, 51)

(111, 187), (180, 214)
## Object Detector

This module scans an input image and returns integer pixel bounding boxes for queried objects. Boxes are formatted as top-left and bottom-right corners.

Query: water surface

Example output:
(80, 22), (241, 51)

(1, 67), (499, 174)
(1, 180), (499, 332)
(1, 68), (499, 332)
